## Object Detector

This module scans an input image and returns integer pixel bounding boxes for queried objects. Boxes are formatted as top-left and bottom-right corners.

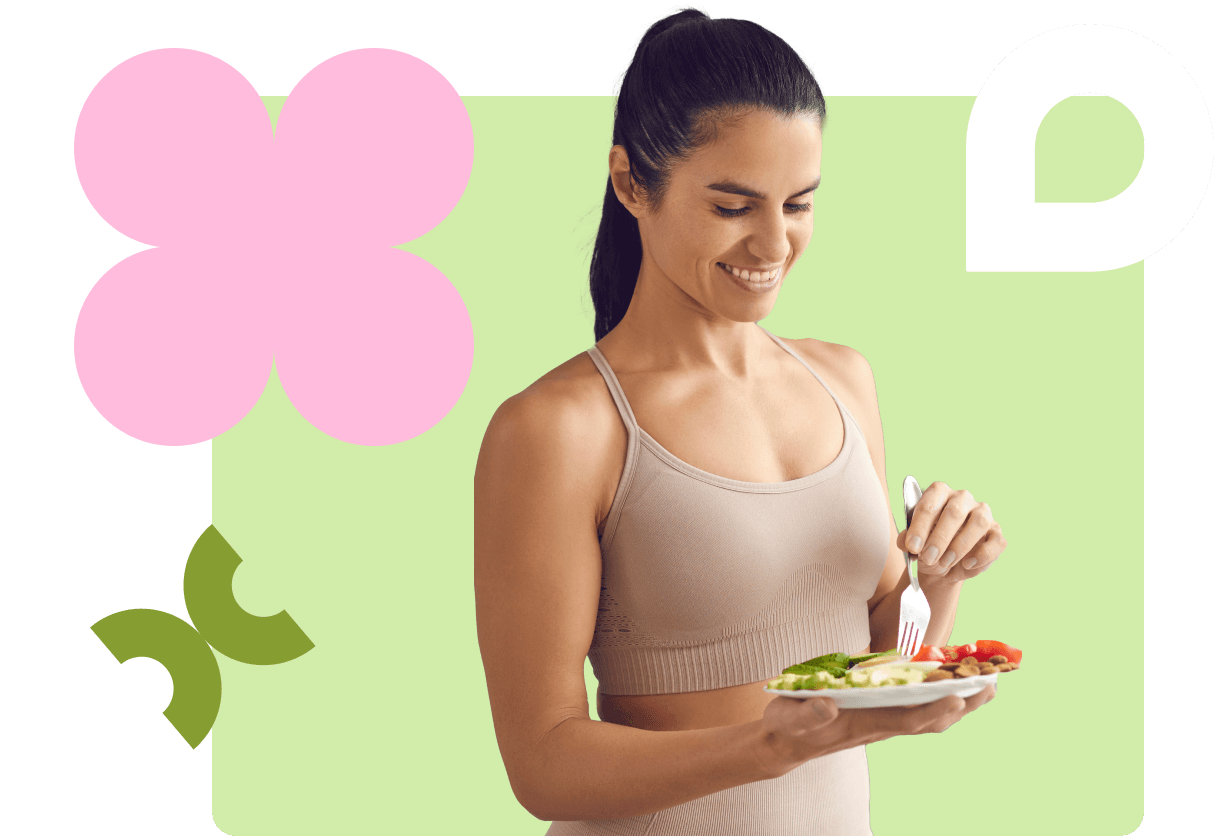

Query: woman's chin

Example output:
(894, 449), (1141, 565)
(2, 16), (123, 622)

(717, 296), (781, 325)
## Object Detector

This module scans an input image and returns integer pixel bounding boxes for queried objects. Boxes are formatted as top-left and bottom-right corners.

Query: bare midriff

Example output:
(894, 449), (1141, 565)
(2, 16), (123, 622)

(597, 645), (871, 731)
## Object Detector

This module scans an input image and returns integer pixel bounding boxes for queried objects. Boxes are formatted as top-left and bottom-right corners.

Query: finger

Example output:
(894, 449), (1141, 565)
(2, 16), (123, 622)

(940, 526), (1006, 581)
(802, 696), (840, 726)
(907, 694), (971, 735)
(922, 501), (992, 575)
(961, 684), (997, 713)
(850, 685), (996, 743)
(770, 695), (841, 732)
(895, 528), (921, 558)
(917, 687), (995, 733)
(904, 481), (951, 555)
(918, 488), (976, 568)
(860, 694), (965, 740)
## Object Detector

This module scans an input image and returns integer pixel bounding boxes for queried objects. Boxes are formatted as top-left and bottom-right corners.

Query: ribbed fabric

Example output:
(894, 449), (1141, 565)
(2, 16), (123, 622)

(556, 327), (888, 835)
(588, 605), (871, 695)
(584, 327), (890, 696)
(544, 746), (872, 836)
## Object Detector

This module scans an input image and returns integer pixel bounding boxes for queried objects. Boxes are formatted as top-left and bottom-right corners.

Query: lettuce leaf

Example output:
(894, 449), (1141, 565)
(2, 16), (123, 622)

(782, 652), (850, 676)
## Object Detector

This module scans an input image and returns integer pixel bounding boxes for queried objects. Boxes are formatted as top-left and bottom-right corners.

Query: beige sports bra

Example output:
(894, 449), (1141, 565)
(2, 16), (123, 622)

(584, 326), (892, 696)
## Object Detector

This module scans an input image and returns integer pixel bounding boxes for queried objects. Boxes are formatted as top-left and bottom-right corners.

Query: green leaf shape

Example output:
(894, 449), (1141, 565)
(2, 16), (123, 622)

(1036, 95), (1144, 203)
(783, 652), (850, 677)
(92, 609), (221, 749)
(183, 525), (314, 665)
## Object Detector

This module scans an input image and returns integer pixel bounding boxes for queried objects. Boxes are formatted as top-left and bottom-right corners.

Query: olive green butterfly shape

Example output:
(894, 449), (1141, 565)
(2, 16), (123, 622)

(92, 525), (313, 748)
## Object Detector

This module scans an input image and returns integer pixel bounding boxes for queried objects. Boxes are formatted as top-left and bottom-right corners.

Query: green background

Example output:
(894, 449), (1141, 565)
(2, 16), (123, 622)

(211, 96), (1143, 833)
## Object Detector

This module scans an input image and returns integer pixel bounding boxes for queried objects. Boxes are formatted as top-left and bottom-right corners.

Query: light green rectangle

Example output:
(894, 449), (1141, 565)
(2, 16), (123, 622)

(212, 96), (1142, 834)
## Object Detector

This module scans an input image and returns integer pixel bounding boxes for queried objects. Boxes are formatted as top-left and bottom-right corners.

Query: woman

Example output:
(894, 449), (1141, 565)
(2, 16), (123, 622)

(474, 9), (1006, 835)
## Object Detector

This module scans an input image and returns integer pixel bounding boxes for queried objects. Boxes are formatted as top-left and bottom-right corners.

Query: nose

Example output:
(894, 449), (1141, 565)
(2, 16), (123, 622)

(748, 204), (798, 266)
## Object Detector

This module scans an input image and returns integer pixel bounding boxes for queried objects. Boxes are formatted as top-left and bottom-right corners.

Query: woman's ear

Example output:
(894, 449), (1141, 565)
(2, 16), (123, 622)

(609, 145), (648, 219)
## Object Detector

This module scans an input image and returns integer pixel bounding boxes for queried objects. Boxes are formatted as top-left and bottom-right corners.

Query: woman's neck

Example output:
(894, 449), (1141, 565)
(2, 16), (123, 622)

(602, 266), (776, 378)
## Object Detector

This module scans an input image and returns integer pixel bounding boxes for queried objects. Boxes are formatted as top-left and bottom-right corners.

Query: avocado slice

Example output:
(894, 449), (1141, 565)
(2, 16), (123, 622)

(847, 649), (901, 668)
(781, 652), (850, 676)
(803, 652), (851, 668)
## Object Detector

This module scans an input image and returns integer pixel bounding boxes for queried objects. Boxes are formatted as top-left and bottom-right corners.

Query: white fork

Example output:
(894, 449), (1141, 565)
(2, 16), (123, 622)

(897, 475), (931, 657)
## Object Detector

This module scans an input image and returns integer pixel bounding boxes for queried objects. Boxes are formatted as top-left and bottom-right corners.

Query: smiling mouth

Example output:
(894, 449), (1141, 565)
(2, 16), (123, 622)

(717, 261), (781, 282)
(717, 261), (781, 283)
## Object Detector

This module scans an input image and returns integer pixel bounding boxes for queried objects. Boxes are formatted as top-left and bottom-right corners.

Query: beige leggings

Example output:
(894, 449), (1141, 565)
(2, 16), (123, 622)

(543, 745), (872, 836)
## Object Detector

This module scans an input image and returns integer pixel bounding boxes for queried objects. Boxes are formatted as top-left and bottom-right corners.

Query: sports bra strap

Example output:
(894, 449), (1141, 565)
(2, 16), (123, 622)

(586, 345), (642, 549)
(587, 346), (639, 431)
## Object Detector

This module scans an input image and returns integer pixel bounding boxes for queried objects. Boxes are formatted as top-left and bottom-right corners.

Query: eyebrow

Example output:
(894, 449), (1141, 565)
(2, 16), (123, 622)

(706, 177), (821, 200)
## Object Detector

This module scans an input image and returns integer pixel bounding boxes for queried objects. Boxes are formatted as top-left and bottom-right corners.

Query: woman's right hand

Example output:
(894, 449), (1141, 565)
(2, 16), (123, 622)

(751, 686), (997, 778)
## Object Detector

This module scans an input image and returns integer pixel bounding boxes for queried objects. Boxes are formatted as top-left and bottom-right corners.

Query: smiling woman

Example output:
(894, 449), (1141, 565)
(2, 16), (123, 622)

(606, 111), (821, 309)
(587, 14), (827, 342)
(473, 8), (1002, 836)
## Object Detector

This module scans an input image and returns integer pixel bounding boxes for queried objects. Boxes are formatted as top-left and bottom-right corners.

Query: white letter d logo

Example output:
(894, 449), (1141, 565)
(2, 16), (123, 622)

(966, 24), (1213, 272)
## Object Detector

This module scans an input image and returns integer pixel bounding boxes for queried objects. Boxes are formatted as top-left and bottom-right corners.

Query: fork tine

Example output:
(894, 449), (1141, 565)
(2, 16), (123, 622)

(898, 584), (931, 658)
(898, 475), (931, 660)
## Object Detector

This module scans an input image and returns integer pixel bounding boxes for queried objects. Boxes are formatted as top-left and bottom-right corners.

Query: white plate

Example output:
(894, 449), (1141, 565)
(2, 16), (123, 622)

(764, 672), (998, 708)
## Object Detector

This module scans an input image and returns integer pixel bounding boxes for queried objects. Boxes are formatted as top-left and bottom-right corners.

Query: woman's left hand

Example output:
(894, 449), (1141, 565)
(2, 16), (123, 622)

(894, 482), (1006, 583)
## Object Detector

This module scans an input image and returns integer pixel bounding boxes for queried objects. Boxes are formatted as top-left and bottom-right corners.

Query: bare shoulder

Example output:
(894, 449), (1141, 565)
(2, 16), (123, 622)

(779, 335), (876, 406)
(480, 351), (618, 457)
(476, 350), (625, 525)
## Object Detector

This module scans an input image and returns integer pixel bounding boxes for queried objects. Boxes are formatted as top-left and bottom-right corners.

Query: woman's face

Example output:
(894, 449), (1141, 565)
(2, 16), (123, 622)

(623, 108), (822, 325)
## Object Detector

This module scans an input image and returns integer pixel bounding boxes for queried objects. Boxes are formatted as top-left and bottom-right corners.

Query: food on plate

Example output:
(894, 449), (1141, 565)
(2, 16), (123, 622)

(924, 654), (1020, 679)
(974, 640), (1022, 664)
(851, 652), (908, 669)
(917, 640), (1022, 665)
(766, 640), (1022, 692)
(847, 649), (901, 667)
(910, 645), (947, 663)
(782, 652), (851, 679)
(768, 661), (940, 691)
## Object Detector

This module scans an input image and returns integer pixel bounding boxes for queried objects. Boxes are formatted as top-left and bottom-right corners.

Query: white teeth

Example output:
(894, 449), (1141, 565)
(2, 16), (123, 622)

(721, 263), (779, 282)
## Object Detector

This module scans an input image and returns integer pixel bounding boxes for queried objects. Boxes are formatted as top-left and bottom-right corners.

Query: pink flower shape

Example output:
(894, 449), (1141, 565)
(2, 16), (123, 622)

(74, 48), (475, 446)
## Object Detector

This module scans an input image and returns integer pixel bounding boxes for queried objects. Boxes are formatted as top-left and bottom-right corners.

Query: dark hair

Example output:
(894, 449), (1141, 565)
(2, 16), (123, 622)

(588, 8), (827, 342)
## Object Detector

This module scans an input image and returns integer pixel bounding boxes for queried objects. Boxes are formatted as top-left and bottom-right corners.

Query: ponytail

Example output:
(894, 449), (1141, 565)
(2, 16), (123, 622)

(589, 177), (643, 343)
(586, 7), (826, 341)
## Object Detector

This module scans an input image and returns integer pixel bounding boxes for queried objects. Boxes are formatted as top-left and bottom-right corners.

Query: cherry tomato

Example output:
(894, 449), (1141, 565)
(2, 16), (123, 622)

(942, 640), (980, 660)
(936, 641), (1022, 664)
(976, 639), (1022, 664)
(912, 645), (947, 663)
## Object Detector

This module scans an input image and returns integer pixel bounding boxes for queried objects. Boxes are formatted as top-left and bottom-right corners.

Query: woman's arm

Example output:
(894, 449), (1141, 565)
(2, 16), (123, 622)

(475, 384), (778, 821)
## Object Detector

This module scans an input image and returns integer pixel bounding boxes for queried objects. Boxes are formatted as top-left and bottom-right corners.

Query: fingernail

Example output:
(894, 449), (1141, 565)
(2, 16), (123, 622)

(923, 545), (938, 564)
(909, 536), (922, 552)
(941, 551), (955, 569)
(812, 699), (832, 719)
(962, 557), (977, 569)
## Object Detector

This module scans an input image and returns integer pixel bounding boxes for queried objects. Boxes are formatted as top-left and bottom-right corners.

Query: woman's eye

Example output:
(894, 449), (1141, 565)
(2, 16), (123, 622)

(713, 203), (813, 218)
